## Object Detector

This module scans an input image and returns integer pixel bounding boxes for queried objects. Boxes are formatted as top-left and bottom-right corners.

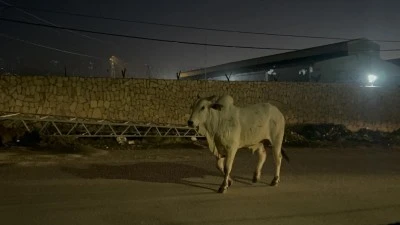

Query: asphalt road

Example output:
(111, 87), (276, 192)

(0, 146), (399, 225)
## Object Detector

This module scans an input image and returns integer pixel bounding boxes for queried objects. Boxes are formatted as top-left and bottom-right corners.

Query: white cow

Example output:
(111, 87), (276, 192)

(188, 94), (289, 193)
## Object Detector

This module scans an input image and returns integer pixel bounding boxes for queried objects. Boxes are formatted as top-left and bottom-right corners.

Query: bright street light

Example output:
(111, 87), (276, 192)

(368, 74), (377, 84)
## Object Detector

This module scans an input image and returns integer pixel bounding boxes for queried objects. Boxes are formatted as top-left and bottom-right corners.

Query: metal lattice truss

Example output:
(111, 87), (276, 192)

(0, 112), (203, 138)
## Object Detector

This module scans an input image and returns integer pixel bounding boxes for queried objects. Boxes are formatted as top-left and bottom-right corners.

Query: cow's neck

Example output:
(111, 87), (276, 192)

(202, 109), (220, 136)
(199, 109), (221, 157)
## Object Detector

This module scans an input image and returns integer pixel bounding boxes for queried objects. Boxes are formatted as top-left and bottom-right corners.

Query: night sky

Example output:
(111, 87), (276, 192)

(1, 0), (400, 79)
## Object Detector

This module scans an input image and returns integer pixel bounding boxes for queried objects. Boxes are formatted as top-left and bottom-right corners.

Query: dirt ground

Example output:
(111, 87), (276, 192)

(0, 144), (399, 225)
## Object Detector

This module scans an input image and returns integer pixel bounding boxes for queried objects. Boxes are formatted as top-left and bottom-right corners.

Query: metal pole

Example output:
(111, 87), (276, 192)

(204, 34), (207, 80)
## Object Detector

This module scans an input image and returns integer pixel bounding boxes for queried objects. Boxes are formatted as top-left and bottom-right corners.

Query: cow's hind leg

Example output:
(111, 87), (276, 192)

(270, 134), (284, 186)
(216, 156), (233, 187)
(218, 148), (238, 193)
(253, 145), (266, 183)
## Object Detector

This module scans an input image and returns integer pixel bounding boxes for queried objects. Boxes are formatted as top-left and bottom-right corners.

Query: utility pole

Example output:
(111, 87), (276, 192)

(109, 56), (116, 78)
(88, 61), (94, 77)
(204, 34), (207, 80)
(145, 64), (151, 79)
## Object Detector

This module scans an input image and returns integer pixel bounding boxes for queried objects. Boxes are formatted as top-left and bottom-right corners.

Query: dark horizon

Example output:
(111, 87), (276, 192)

(1, 0), (400, 79)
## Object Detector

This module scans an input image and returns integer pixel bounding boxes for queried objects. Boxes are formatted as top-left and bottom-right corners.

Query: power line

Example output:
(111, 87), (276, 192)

(0, 17), (299, 51)
(1, 17), (400, 52)
(0, 0), (62, 34)
(0, 0), (111, 45)
(3, 4), (400, 43)
(0, 33), (104, 60)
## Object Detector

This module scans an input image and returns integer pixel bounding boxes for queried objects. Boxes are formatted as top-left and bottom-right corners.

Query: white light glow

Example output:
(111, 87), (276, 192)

(368, 74), (377, 84)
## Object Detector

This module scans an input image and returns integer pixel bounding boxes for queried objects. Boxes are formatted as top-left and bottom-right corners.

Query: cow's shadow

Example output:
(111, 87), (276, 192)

(61, 162), (222, 192)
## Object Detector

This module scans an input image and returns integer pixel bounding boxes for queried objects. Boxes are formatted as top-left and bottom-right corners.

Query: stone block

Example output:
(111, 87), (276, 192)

(90, 100), (97, 108)
(16, 100), (23, 107)
(104, 101), (110, 109)
(70, 102), (77, 112)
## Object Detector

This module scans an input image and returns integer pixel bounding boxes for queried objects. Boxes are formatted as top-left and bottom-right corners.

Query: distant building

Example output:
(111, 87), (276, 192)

(387, 58), (400, 67)
(178, 38), (400, 87)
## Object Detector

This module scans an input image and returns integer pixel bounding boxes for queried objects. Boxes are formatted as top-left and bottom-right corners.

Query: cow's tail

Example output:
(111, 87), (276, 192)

(281, 147), (290, 163)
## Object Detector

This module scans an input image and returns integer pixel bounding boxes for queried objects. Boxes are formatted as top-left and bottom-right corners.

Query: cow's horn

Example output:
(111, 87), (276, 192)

(205, 95), (218, 102)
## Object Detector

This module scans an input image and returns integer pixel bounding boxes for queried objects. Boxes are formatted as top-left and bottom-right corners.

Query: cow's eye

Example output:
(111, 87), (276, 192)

(201, 106), (205, 110)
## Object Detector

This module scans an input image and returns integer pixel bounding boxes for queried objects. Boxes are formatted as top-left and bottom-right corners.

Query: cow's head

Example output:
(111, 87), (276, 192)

(187, 94), (223, 127)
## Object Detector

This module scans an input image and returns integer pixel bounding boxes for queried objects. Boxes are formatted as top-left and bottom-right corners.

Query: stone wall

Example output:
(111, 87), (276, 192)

(1, 75), (399, 132)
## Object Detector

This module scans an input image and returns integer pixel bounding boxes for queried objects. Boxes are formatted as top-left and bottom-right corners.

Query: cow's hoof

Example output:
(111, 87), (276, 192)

(218, 187), (227, 193)
(270, 182), (279, 187)
(270, 177), (280, 186)
(252, 173), (260, 183)
(228, 179), (233, 187)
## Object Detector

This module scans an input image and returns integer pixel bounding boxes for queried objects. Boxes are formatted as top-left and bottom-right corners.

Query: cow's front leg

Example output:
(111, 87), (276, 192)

(218, 149), (237, 193)
(216, 156), (233, 187)
(216, 156), (225, 174)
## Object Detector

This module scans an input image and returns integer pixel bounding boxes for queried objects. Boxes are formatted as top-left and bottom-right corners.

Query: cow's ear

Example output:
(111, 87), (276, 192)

(210, 103), (223, 111)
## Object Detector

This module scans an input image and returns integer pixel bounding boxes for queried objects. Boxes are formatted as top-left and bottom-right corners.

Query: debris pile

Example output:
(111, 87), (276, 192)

(284, 124), (400, 147)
